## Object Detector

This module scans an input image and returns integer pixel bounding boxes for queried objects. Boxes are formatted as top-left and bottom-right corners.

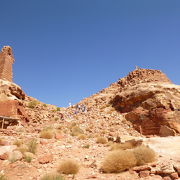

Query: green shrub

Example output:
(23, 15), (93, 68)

(133, 145), (156, 166)
(57, 159), (79, 175)
(40, 173), (64, 180)
(101, 150), (137, 173)
(28, 101), (38, 108)
(27, 139), (38, 154)
(96, 137), (108, 144)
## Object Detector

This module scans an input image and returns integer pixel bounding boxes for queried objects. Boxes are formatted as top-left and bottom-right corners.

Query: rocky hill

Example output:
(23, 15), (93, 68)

(67, 68), (180, 137)
(0, 46), (180, 180)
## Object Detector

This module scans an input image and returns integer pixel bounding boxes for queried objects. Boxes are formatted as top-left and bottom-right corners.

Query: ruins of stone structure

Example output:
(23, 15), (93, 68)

(0, 46), (14, 82)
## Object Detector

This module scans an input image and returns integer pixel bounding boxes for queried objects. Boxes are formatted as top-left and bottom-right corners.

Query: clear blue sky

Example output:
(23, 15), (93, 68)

(0, 1), (180, 107)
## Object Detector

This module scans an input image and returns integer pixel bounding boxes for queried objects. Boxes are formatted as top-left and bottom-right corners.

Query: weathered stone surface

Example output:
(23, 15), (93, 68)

(0, 80), (25, 100)
(0, 46), (14, 82)
(159, 125), (176, 137)
(0, 100), (28, 126)
(139, 170), (150, 178)
(110, 69), (180, 136)
(170, 172), (179, 179)
(0, 145), (17, 160)
(38, 154), (53, 164)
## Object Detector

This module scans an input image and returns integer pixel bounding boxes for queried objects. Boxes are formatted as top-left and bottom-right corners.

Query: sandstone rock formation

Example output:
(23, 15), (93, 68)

(0, 46), (14, 82)
(0, 46), (28, 127)
(110, 69), (180, 136)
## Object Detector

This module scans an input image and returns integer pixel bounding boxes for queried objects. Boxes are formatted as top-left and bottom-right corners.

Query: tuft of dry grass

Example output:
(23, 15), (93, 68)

(82, 144), (90, 149)
(77, 134), (86, 140)
(101, 150), (137, 173)
(57, 159), (79, 175)
(133, 145), (156, 166)
(96, 137), (108, 144)
(28, 100), (38, 108)
(0, 174), (7, 180)
(13, 139), (23, 147)
(27, 139), (38, 154)
(71, 126), (84, 136)
(40, 173), (64, 180)
(110, 140), (142, 151)
(17, 144), (28, 154)
(40, 127), (54, 139)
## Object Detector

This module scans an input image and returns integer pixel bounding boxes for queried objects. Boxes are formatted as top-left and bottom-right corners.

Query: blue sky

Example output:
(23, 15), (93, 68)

(0, 1), (180, 107)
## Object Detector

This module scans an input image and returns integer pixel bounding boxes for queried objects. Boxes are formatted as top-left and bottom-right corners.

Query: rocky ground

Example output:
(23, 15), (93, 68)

(0, 68), (180, 180)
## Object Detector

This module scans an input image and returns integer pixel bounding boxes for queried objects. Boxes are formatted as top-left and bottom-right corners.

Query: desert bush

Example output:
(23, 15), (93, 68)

(43, 104), (47, 107)
(82, 144), (90, 149)
(110, 140), (142, 151)
(71, 126), (84, 136)
(101, 150), (137, 173)
(17, 144), (29, 154)
(56, 107), (60, 111)
(77, 134), (86, 140)
(69, 122), (77, 129)
(8, 151), (21, 163)
(40, 173), (64, 180)
(27, 139), (38, 154)
(40, 127), (54, 139)
(57, 159), (79, 175)
(23, 152), (33, 163)
(54, 117), (59, 121)
(133, 145), (156, 166)
(28, 101), (38, 108)
(96, 137), (108, 144)
(0, 174), (7, 180)
(13, 139), (23, 147)
(24, 155), (32, 163)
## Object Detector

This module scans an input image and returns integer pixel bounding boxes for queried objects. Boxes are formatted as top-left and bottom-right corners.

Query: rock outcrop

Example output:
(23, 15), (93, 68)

(110, 69), (180, 136)
(0, 80), (28, 127)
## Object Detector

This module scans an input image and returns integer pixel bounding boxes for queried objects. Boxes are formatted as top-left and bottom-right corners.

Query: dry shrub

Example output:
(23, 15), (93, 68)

(101, 150), (137, 173)
(133, 145), (156, 166)
(40, 173), (64, 180)
(0, 174), (7, 180)
(28, 101), (38, 108)
(27, 139), (38, 154)
(57, 159), (79, 175)
(82, 144), (90, 149)
(17, 144), (28, 154)
(77, 134), (86, 140)
(13, 139), (23, 147)
(110, 140), (142, 151)
(96, 137), (108, 144)
(71, 126), (84, 136)
(40, 127), (54, 139)
(69, 122), (76, 129)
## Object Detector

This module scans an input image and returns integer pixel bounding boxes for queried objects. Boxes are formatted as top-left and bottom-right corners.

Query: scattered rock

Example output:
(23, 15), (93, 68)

(38, 154), (53, 164)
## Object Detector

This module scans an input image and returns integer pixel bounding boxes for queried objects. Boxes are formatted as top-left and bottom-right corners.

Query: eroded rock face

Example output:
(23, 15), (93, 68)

(110, 69), (180, 136)
(0, 80), (25, 100)
(0, 80), (28, 126)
